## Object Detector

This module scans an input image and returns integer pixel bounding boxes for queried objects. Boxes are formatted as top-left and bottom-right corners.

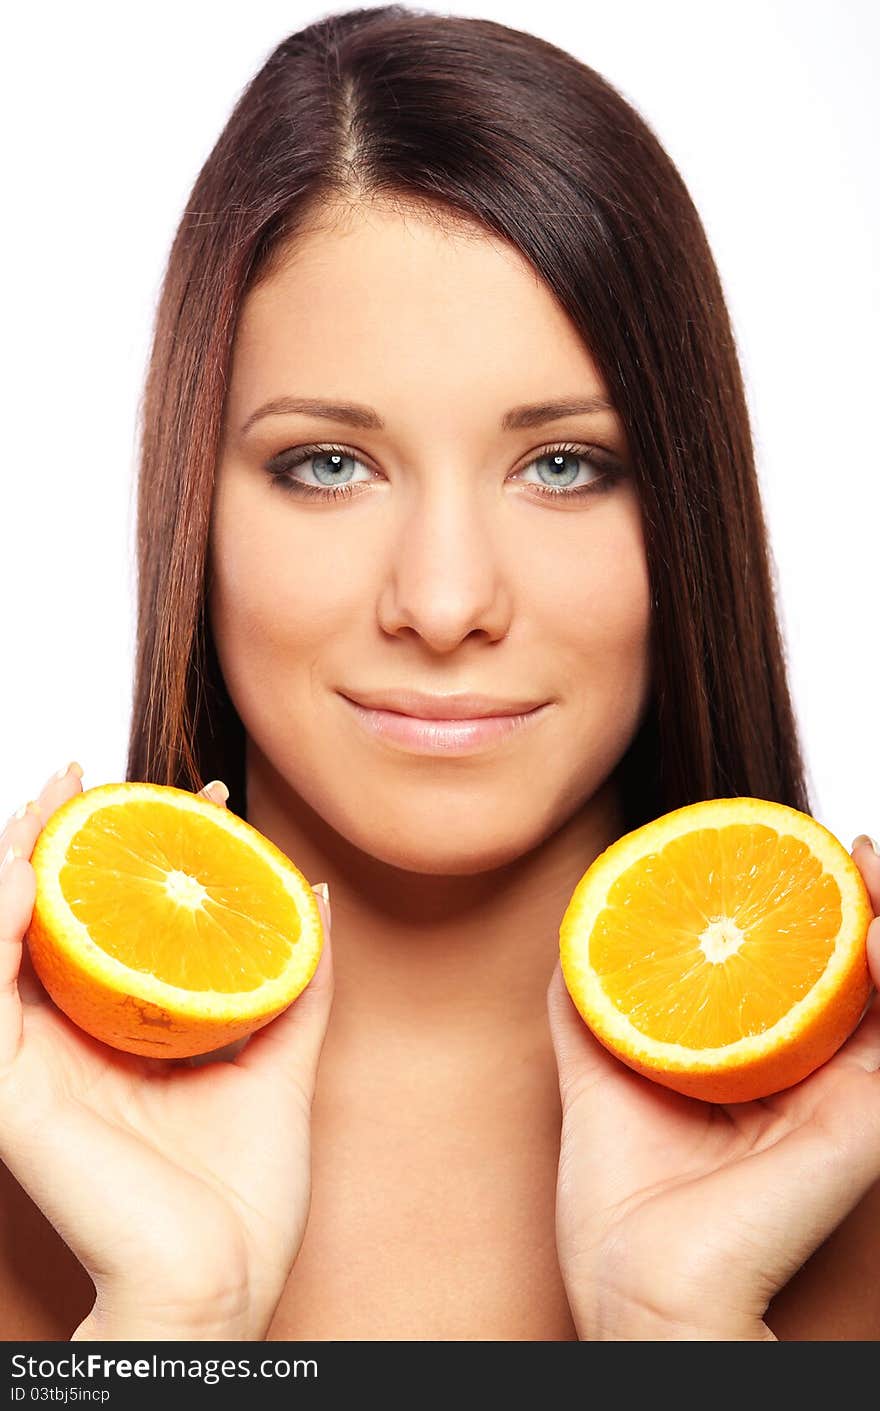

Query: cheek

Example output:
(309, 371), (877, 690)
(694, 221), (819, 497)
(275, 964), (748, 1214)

(538, 508), (652, 673)
(533, 509), (652, 770)
(581, 549), (652, 681)
(208, 484), (356, 670)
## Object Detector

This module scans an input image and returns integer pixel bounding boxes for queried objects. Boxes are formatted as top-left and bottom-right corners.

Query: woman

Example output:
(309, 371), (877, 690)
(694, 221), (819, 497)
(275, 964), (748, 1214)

(2, 6), (879, 1341)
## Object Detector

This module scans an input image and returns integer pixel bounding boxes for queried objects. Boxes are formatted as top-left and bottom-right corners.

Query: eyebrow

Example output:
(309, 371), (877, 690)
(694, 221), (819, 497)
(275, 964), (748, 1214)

(238, 393), (616, 438)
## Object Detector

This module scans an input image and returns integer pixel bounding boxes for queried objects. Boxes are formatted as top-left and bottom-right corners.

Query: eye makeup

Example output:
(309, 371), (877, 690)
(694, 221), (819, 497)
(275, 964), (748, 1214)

(263, 440), (626, 505)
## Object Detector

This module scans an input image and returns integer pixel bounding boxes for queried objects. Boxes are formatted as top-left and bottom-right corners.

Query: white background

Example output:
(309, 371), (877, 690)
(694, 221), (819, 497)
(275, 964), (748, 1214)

(2, 0), (877, 848)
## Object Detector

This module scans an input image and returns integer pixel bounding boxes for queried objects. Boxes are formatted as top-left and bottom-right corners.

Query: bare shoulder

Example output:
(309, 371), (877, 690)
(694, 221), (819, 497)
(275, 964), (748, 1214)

(0, 1159), (94, 1341)
(766, 1175), (880, 1340)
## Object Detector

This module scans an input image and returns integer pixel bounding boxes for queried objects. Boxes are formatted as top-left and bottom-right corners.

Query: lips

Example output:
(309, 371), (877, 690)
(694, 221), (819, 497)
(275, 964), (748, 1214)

(339, 692), (550, 755)
(340, 689), (548, 720)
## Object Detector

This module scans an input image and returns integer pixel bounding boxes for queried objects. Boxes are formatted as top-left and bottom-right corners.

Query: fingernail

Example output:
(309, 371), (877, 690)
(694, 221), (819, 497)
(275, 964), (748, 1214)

(1, 845), (21, 879)
(53, 761), (83, 781)
(313, 881), (331, 927)
(13, 803), (28, 820)
(198, 780), (229, 803)
(852, 834), (880, 857)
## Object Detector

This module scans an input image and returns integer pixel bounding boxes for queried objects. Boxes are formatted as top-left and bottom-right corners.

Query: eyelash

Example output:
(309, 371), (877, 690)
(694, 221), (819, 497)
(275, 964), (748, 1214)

(264, 441), (624, 504)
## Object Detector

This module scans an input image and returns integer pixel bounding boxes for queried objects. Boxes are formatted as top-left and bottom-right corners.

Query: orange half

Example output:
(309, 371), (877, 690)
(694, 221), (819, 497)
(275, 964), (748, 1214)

(560, 797), (873, 1103)
(27, 782), (324, 1058)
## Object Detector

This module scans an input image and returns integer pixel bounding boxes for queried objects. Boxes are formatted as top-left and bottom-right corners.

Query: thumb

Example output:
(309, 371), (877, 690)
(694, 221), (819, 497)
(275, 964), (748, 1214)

(547, 960), (682, 1221)
(196, 780), (229, 808)
(547, 960), (641, 1112)
(232, 885), (334, 1106)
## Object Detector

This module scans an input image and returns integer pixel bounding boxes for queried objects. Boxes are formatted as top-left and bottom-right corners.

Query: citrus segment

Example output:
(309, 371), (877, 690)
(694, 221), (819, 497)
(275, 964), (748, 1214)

(27, 782), (324, 1059)
(560, 798), (873, 1103)
(60, 801), (300, 991)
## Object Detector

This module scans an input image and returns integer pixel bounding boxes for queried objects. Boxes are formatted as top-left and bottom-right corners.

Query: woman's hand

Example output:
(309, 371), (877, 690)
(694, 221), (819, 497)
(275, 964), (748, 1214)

(547, 836), (880, 1341)
(0, 765), (333, 1342)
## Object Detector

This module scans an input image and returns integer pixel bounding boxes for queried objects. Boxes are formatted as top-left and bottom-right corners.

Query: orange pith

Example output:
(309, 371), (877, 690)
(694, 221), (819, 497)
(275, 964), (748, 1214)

(559, 798), (873, 1103)
(27, 782), (324, 1059)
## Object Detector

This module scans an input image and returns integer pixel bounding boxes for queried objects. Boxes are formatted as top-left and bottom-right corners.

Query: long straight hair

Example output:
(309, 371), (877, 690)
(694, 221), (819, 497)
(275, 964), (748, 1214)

(127, 4), (813, 832)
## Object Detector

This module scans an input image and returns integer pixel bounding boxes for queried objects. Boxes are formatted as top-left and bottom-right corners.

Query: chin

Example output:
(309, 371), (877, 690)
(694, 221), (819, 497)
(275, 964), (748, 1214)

(351, 827), (535, 877)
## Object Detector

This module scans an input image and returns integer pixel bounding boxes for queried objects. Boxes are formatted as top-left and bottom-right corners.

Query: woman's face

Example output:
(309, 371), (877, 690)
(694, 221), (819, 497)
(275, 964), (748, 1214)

(209, 200), (652, 874)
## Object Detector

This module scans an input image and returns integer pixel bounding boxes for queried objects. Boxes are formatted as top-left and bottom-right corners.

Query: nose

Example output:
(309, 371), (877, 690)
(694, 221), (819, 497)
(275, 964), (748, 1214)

(376, 477), (514, 651)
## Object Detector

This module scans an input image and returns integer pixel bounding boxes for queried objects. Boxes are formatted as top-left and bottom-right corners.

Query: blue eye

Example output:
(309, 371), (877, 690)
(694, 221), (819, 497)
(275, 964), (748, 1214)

(516, 444), (620, 499)
(265, 444), (373, 501)
(264, 441), (624, 504)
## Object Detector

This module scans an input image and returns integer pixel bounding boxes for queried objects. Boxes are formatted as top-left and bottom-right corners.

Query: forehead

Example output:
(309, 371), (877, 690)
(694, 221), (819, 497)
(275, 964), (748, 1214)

(229, 201), (612, 418)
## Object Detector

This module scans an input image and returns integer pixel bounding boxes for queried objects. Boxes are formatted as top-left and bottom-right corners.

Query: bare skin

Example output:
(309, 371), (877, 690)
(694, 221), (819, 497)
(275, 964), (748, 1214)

(3, 197), (880, 1340)
(0, 771), (332, 1341)
(209, 197), (651, 1337)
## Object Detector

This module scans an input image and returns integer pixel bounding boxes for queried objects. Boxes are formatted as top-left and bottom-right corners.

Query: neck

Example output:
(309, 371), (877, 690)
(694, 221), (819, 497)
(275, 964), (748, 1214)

(244, 742), (625, 1034)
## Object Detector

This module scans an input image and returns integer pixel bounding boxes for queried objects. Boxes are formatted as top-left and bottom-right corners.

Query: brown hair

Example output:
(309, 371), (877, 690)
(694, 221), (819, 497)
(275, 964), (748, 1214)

(127, 3), (813, 831)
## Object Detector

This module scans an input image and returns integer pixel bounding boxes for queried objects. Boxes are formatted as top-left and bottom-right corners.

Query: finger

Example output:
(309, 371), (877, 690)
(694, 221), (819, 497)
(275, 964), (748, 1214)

(196, 780), (229, 809)
(0, 848), (37, 1067)
(547, 960), (641, 1109)
(0, 801), (41, 861)
(865, 916), (880, 1005)
(0, 765), (86, 1061)
(547, 960), (697, 1197)
(834, 980), (880, 1073)
(233, 891), (333, 1104)
(0, 762), (83, 860)
(18, 937), (49, 1007)
(852, 836), (880, 918)
(32, 761), (85, 829)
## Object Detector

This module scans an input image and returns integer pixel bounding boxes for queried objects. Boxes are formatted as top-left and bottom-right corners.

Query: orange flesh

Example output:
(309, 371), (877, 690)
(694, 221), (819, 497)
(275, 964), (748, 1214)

(591, 825), (842, 1046)
(58, 801), (301, 992)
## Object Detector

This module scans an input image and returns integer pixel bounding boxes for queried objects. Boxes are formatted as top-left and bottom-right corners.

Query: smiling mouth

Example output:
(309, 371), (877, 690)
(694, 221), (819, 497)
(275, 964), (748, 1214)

(338, 694), (550, 756)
